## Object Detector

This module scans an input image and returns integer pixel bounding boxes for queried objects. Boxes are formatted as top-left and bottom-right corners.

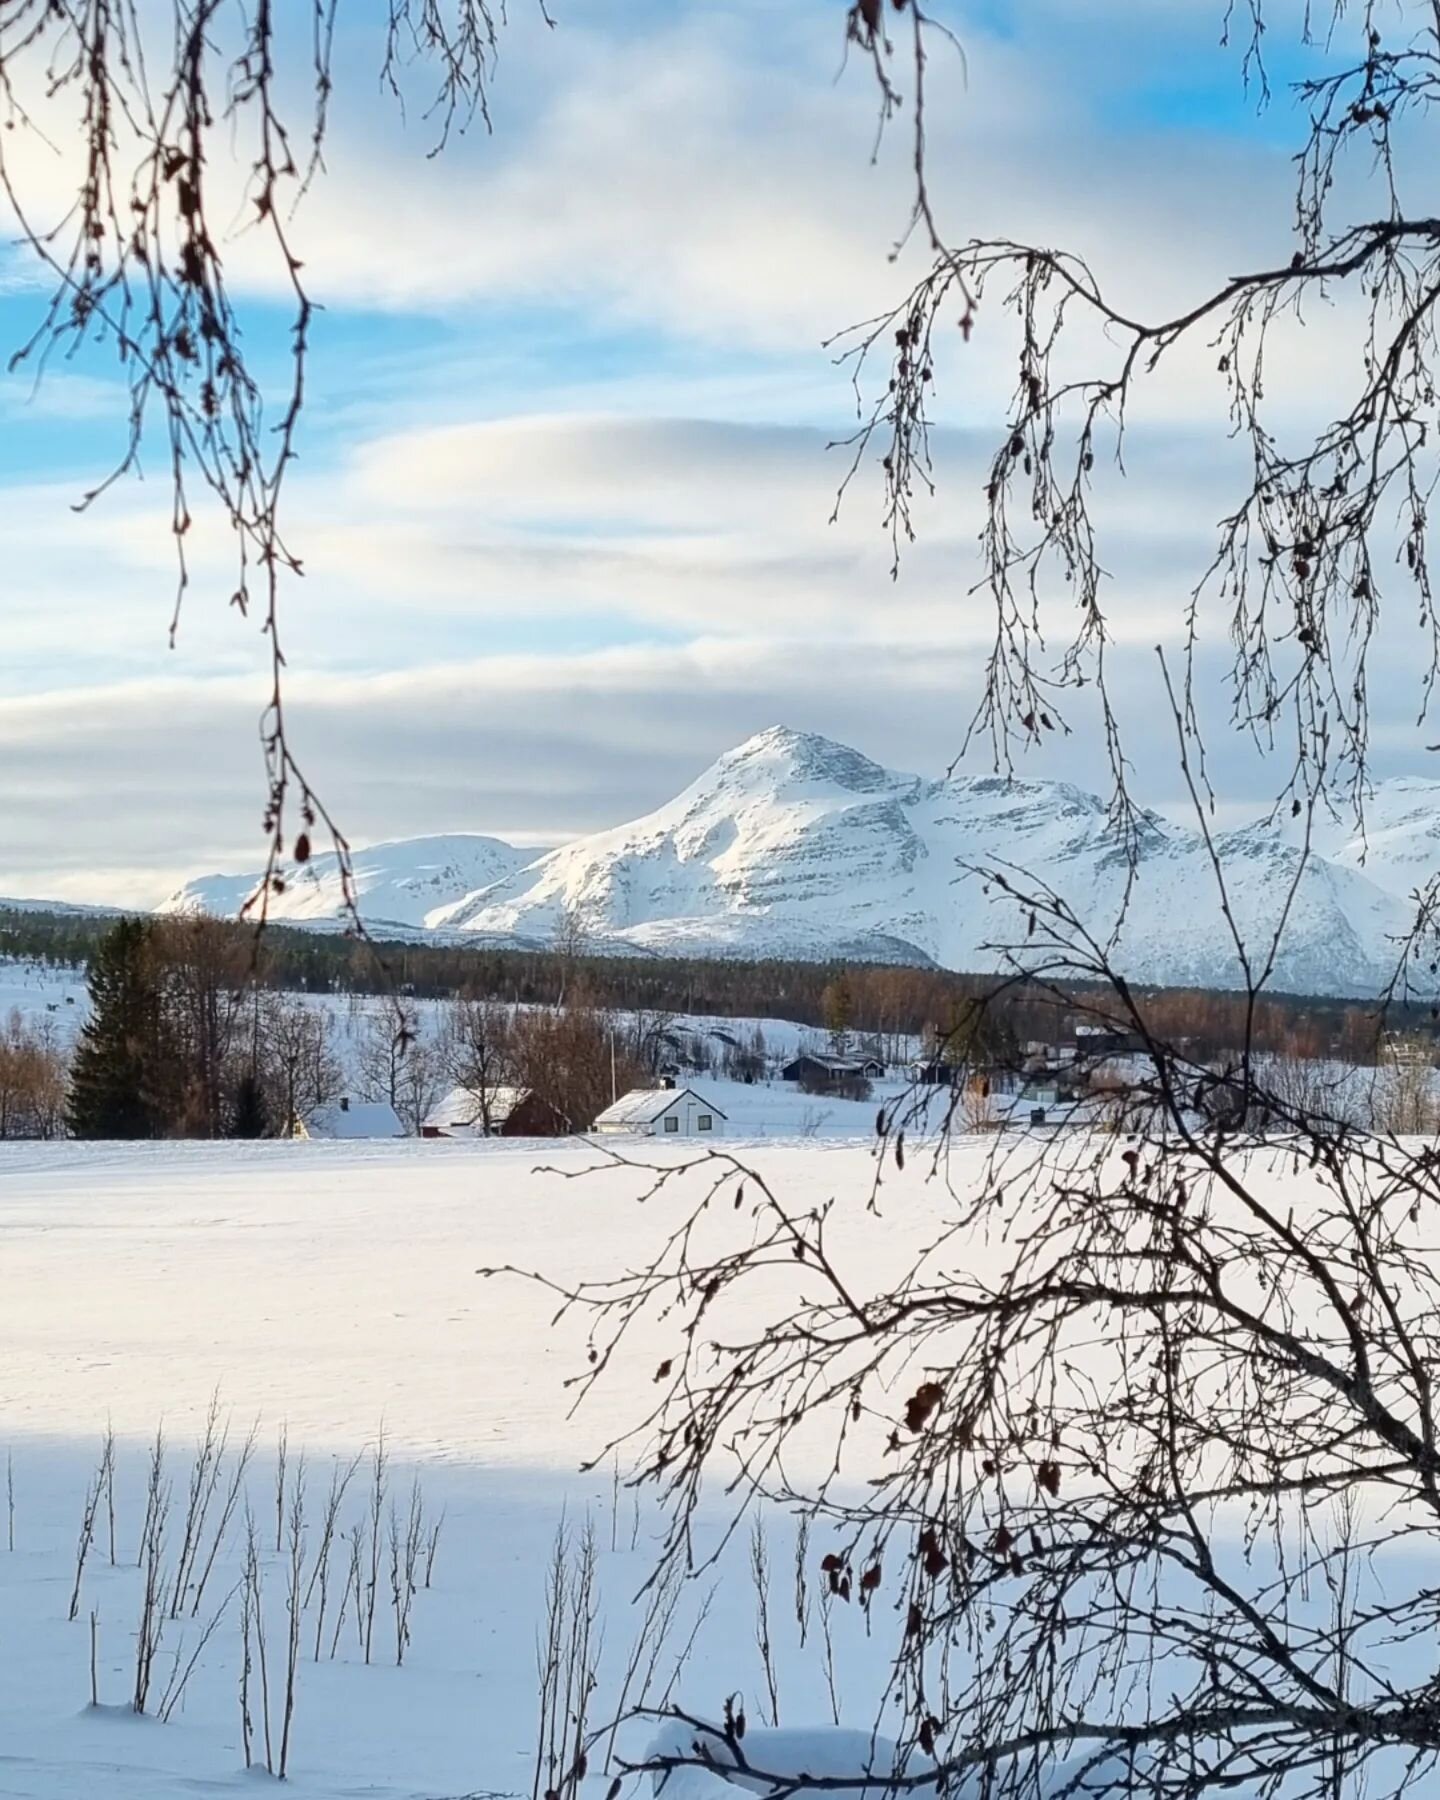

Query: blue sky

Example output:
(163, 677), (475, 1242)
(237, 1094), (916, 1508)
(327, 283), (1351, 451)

(0, 0), (1429, 901)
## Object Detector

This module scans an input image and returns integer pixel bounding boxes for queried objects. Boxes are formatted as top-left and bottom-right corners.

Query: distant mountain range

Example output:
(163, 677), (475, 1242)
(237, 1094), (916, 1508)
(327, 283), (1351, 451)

(150, 726), (1440, 998)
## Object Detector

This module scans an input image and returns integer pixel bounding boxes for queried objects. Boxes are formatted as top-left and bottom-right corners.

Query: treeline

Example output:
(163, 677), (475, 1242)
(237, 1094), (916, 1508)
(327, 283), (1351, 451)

(68, 916), (339, 1140)
(0, 905), (1425, 1144)
(0, 906), (1398, 1060)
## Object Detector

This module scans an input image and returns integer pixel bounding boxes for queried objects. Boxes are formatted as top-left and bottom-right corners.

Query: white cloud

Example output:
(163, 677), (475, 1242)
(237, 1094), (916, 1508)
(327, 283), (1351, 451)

(0, 0), (1312, 359)
(0, 407), (1242, 700)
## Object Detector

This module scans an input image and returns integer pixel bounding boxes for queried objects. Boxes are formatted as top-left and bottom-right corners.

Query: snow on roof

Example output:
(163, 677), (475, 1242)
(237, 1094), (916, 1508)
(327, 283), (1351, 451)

(592, 1086), (727, 1128)
(305, 1099), (406, 1140)
(423, 1084), (532, 1131)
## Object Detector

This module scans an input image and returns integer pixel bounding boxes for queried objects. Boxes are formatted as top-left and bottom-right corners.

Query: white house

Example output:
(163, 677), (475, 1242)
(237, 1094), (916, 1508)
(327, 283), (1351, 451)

(294, 1097), (406, 1140)
(592, 1087), (726, 1139)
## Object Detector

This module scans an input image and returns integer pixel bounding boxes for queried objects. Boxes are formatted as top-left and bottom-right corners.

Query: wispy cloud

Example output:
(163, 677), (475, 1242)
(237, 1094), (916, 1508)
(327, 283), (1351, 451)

(0, 369), (128, 423)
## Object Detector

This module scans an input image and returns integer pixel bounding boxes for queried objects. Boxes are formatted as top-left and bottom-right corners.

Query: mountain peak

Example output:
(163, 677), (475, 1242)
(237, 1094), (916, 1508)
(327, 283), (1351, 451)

(714, 726), (898, 795)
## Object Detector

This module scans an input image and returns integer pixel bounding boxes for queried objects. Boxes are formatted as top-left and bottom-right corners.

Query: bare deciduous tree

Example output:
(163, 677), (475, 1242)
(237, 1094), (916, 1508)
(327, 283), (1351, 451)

(441, 992), (517, 1132)
(510, 994), (643, 1133)
(518, 837), (1440, 1798)
(0, 1010), (67, 1139)
(260, 994), (342, 1134)
(355, 1000), (441, 1134)
(149, 916), (250, 1137)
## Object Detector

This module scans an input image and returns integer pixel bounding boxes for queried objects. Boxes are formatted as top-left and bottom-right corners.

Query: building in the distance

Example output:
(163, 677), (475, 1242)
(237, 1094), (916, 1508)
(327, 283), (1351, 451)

(781, 1052), (886, 1087)
(292, 1096), (406, 1140)
(592, 1087), (726, 1139)
(421, 1084), (567, 1139)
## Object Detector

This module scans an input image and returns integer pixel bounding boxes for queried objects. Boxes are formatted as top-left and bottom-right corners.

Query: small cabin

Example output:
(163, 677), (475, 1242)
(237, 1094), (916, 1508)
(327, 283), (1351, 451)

(592, 1087), (726, 1139)
(1067, 1025), (1147, 1059)
(421, 1084), (566, 1139)
(293, 1096), (406, 1140)
(911, 1057), (957, 1087)
(781, 1053), (885, 1087)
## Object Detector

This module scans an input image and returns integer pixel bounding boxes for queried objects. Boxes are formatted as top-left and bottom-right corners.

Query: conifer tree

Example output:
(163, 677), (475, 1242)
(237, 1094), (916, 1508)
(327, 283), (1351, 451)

(821, 975), (855, 1058)
(229, 1071), (269, 1140)
(67, 919), (166, 1140)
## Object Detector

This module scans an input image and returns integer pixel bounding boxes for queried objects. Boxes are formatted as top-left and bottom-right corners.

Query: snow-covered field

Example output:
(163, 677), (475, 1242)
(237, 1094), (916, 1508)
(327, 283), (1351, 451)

(0, 1137), (956, 1800)
(7, 1120), (1432, 1800)
(0, 958), (87, 1038)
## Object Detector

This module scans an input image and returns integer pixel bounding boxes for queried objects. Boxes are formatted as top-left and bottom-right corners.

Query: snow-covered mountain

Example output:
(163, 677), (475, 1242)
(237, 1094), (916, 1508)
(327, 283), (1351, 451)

(425, 727), (1424, 996)
(160, 729), (1440, 996)
(161, 833), (528, 931)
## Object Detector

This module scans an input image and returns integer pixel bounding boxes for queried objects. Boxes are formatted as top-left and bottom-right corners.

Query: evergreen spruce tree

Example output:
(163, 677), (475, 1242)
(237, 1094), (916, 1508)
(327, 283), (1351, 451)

(821, 974), (855, 1059)
(67, 919), (166, 1139)
(229, 1070), (269, 1140)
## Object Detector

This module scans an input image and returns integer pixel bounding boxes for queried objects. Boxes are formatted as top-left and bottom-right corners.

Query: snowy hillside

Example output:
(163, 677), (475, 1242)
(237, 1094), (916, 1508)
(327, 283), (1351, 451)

(149, 727), (1440, 996)
(161, 832), (529, 929)
(1307, 776), (1440, 901)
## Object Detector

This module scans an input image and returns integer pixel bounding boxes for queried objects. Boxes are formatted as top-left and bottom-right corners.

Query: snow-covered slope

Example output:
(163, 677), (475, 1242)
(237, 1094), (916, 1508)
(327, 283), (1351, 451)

(1307, 776), (1440, 901)
(431, 728), (943, 964)
(0, 895), (120, 917)
(427, 726), (1421, 996)
(161, 833), (529, 930)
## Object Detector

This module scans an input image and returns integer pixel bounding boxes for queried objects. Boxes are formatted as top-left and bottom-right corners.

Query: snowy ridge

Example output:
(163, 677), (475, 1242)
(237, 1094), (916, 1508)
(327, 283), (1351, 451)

(157, 728), (1440, 997)
(161, 832), (528, 930)
(1306, 775), (1440, 900)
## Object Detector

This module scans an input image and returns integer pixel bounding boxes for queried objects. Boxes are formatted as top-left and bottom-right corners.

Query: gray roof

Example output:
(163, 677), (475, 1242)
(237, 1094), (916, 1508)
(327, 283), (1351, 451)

(787, 1052), (882, 1072)
(305, 1100), (406, 1140)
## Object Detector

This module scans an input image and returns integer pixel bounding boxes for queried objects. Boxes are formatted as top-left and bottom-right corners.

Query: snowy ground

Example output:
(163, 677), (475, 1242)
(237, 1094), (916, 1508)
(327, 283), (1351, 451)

(0, 1136), (963, 1800)
(0, 958), (87, 1039)
(5, 1126), (1423, 1800)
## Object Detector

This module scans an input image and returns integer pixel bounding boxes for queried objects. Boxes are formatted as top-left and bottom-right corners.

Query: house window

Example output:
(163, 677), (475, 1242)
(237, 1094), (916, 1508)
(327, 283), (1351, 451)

(663, 1115), (679, 1133)
(697, 1115), (713, 1131)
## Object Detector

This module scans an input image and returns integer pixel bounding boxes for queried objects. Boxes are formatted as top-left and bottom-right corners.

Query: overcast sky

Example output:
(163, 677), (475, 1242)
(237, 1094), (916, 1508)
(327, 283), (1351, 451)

(1, 0), (1433, 904)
